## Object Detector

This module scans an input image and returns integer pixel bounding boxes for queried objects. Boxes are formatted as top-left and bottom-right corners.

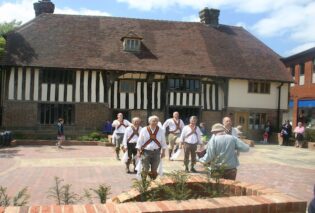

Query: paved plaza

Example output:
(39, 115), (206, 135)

(0, 144), (314, 205)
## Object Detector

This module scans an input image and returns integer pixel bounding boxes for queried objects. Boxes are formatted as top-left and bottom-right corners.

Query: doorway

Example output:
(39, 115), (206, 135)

(234, 112), (249, 131)
(168, 107), (201, 125)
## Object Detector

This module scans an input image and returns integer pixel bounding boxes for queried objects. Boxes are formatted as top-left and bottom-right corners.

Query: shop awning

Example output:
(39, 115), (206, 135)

(298, 100), (315, 107)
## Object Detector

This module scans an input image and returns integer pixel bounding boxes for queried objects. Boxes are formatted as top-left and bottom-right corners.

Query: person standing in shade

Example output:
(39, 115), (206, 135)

(56, 118), (65, 149)
(180, 116), (202, 172)
(122, 117), (142, 173)
(136, 115), (167, 180)
(199, 123), (250, 180)
(281, 120), (292, 146)
(163, 112), (184, 160)
(112, 113), (131, 160)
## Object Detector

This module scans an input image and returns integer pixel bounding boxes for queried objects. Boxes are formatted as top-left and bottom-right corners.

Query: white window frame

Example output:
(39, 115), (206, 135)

(123, 39), (141, 52)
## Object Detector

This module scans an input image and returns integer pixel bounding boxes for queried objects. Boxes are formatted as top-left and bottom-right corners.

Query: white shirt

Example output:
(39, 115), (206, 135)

(180, 125), (202, 145)
(162, 118), (184, 134)
(112, 119), (131, 134)
(226, 127), (240, 138)
(122, 125), (142, 148)
(136, 126), (167, 151)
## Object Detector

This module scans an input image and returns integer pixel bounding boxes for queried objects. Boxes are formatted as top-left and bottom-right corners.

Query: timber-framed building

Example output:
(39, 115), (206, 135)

(0, 0), (292, 139)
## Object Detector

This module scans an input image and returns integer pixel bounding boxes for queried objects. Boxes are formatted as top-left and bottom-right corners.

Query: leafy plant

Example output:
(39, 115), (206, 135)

(12, 187), (30, 206)
(132, 172), (152, 202)
(47, 177), (63, 205)
(0, 187), (10, 207)
(305, 129), (315, 142)
(47, 177), (80, 205)
(161, 171), (192, 201)
(203, 157), (228, 197)
(61, 184), (80, 205)
(0, 186), (30, 207)
(83, 189), (93, 204)
(89, 184), (111, 204)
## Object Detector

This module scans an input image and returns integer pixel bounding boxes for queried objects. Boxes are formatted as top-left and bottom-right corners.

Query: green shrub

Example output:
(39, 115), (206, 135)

(161, 171), (192, 201)
(0, 186), (30, 207)
(305, 129), (315, 142)
(89, 184), (111, 204)
(47, 177), (80, 205)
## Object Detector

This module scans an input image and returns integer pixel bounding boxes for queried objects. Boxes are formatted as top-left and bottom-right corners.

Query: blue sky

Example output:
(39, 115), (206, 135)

(0, 0), (314, 57)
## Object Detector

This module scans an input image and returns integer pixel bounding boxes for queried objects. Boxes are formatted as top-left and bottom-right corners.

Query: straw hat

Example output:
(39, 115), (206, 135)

(211, 123), (227, 133)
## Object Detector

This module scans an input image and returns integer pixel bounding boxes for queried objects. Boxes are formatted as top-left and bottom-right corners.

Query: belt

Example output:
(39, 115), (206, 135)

(144, 149), (161, 152)
(169, 132), (180, 135)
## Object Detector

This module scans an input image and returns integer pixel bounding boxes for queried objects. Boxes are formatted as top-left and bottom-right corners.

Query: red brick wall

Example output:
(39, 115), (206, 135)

(2, 176), (307, 213)
(2, 101), (38, 128)
(287, 60), (315, 127)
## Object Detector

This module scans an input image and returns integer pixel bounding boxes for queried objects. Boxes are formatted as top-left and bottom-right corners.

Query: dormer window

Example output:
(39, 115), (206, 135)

(121, 31), (143, 52)
(124, 39), (141, 52)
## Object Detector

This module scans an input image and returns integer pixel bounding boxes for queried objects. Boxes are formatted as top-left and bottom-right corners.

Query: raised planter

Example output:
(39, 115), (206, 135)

(10, 139), (114, 147)
(1, 175), (307, 213)
(308, 142), (315, 150)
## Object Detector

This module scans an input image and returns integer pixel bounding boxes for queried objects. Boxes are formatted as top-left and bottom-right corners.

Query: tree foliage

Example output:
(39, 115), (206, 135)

(0, 20), (22, 58)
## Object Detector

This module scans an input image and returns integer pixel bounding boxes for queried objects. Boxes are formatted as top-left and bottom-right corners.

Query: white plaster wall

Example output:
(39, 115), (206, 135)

(228, 79), (288, 110)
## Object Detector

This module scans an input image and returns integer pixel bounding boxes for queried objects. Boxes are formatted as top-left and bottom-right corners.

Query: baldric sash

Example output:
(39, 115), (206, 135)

(184, 125), (200, 143)
(169, 118), (181, 134)
(141, 126), (161, 150)
(127, 125), (140, 143)
(117, 120), (128, 130)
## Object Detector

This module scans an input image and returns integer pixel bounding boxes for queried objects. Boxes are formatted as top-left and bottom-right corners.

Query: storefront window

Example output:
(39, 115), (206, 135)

(249, 113), (267, 130)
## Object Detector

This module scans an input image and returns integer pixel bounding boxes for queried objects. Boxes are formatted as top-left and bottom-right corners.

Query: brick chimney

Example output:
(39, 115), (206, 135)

(199, 8), (220, 26)
(34, 0), (55, 17)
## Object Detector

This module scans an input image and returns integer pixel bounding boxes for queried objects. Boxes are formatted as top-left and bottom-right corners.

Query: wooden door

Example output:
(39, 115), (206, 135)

(234, 112), (249, 131)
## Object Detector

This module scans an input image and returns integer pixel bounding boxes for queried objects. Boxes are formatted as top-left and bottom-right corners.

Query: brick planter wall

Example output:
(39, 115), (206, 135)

(1, 175), (307, 213)
(11, 140), (113, 147)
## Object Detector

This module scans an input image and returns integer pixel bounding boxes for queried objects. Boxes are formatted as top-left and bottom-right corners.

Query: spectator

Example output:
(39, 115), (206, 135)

(199, 123), (249, 180)
(294, 122), (305, 148)
(308, 185), (315, 213)
(56, 118), (65, 149)
(281, 120), (292, 146)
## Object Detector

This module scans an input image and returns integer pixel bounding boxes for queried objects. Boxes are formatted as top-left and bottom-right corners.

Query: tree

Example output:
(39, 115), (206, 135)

(0, 20), (22, 58)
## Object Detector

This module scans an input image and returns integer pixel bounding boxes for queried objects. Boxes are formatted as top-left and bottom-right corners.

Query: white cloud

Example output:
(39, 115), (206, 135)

(182, 15), (199, 22)
(0, 0), (110, 24)
(235, 22), (247, 29)
(55, 8), (110, 17)
(285, 42), (315, 56)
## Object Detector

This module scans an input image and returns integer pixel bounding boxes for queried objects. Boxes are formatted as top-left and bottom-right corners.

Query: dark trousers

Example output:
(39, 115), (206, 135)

(127, 143), (137, 164)
(223, 168), (237, 180)
(283, 135), (290, 146)
(142, 149), (161, 179)
(184, 143), (197, 167)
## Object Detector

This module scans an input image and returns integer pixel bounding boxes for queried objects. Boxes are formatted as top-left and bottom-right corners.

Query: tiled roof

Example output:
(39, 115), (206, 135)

(1, 14), (292, 82)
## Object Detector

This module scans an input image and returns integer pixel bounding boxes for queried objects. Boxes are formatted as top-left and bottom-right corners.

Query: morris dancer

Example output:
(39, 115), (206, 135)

(136, 115), (167, 180)
(122, 117), (142, 173)
(112, 113), (131, 160)
(162, 112), (184, 160)
(180, 116), (202, 172)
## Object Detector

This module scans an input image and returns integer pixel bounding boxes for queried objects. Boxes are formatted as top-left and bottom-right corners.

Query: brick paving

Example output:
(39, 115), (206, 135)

(0, 144), (314, 205)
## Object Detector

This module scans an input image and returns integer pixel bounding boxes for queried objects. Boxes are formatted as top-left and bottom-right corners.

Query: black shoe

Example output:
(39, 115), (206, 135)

(190, 167), (197, 173)
(185, 166), (189, 172)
